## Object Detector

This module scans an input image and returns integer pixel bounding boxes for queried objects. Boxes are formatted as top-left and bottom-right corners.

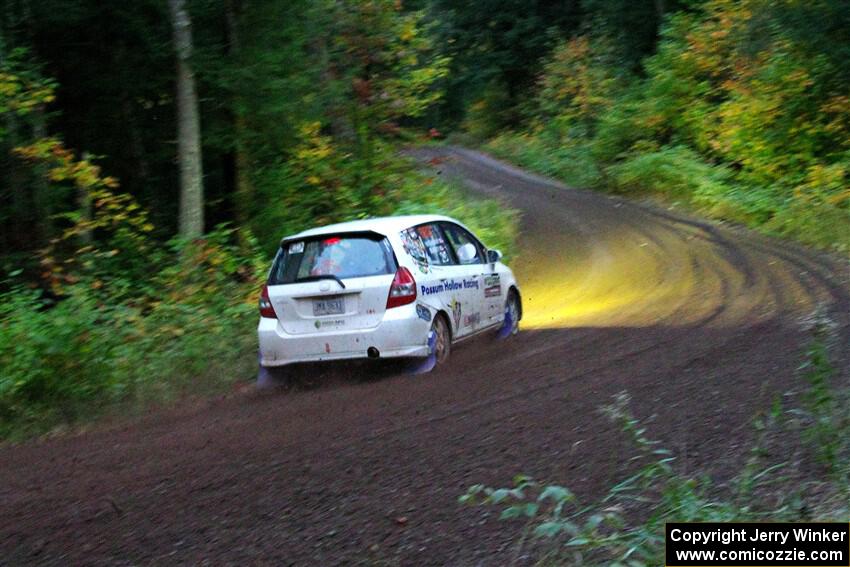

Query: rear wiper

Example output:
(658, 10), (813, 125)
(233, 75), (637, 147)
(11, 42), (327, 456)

(293, 275), (347, 289)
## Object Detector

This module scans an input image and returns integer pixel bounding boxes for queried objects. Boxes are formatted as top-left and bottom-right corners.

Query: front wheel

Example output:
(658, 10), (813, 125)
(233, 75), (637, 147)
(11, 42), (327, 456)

(498, 291), (520, 339)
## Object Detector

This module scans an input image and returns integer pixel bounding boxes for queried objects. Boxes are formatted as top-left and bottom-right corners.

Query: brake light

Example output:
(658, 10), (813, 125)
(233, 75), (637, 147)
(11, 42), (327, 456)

(259, 284), (278, 318)
(386, 267), (417, 309)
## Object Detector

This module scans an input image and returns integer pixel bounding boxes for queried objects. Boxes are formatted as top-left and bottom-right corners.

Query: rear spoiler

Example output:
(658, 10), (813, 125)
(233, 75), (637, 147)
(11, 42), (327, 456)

(279, 230), (388, 248)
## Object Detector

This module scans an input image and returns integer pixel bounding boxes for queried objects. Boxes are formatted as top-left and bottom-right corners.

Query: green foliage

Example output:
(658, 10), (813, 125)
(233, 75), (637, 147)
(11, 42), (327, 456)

(427, 0), (584, 129)
(487, 132), (603, 189)
(0, 49), (56, 137)
(788, 316), (848, 482)
(13, 137), (158, 294)
(461, 80), (516, 141)
(479, 0), (850, 254)
(607, 146), (735, 204)
(0, 288), (125, 433)
(331, 1), (450, 128)
(533, 36), (618, 138)
(0, 225), (261, 440)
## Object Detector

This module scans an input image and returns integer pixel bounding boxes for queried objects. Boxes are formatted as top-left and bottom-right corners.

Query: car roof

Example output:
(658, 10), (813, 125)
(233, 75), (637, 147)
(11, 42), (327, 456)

(283, 214), (460, 241)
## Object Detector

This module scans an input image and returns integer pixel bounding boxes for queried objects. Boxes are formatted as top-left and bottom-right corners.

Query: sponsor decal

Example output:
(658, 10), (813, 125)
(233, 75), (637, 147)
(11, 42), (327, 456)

(463, 312), (481, 327)
(450, 298), (462, 329)
(420, 278), (480, 296)
(484, 273), (502, 298)
(415, 225), (453, 265)
(416, 304), (432, 322)
(288, 241), (305, 254)
(400, 228), (430, 273)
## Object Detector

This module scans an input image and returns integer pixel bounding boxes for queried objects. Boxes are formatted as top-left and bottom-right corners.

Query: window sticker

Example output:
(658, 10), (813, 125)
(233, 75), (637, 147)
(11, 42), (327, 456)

(400, 228), (430, 272)
(288, 241), (305, 254)
(416, 224), (452, 266)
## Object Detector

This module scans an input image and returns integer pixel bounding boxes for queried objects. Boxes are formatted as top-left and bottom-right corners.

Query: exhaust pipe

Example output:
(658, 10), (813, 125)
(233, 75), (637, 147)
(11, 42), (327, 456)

(367, 347), (380, 359)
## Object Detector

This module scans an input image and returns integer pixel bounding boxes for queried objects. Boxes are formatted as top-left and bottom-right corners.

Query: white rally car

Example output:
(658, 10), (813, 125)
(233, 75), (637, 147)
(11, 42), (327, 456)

(257, 214), (521, 376)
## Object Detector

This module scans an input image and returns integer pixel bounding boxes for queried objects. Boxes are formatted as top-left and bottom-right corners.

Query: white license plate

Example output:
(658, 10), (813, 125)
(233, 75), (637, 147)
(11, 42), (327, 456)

(313, 297), (345, 316)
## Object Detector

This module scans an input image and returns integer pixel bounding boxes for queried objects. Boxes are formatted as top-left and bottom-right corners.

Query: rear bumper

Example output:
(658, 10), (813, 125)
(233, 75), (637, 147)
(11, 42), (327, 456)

(258, 303), (431, 367)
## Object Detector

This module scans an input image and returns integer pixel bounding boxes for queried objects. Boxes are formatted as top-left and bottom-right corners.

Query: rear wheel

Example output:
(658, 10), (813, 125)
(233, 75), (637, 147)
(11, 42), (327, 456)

(257, 365), (288, 389)
(431, 314), (451, 366)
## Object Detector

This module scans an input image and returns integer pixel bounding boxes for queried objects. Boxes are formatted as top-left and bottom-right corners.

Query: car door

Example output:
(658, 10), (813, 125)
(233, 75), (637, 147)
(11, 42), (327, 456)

(438, 222), (489, 333)
(412, 222), (477, 338)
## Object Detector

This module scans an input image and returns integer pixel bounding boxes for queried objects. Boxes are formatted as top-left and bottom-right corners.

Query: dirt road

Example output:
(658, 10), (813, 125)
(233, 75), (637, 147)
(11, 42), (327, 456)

(2, 147), (848, 565)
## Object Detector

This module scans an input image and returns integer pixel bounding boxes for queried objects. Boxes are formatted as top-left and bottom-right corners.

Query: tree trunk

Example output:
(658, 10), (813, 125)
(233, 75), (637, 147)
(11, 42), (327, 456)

(168, 0), (204, 238)
(225, 0), (254, 231)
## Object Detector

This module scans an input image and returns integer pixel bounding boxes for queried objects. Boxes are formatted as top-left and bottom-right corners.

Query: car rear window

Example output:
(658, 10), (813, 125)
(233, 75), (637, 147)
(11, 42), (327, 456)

(268, 234), (396, 284)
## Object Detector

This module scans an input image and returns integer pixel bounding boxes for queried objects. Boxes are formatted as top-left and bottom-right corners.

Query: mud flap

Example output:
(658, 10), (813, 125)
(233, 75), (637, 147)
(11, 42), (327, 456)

(406, 329), (437, 374)
(497, 307), (514, 339)
(257, 351), (284, 389)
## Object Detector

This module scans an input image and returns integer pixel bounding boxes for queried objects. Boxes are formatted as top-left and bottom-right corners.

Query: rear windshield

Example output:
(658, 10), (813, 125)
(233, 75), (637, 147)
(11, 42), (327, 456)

(268, 234), (396, 284)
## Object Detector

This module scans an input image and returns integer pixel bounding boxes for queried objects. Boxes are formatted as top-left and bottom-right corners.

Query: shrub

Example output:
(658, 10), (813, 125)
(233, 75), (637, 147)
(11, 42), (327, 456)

(486, 133), (603, 189)
(605, 146), (733, 201)
(0, 226), (262, 440)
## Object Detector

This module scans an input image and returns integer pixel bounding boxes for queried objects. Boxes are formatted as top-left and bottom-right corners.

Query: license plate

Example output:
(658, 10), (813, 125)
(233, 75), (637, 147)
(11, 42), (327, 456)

(313, 296), (345, 316)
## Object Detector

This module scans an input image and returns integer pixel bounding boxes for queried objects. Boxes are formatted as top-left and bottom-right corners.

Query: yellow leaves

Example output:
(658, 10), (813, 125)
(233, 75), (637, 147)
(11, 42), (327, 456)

(14, 137), (158, 274)
(0, 66), (56, 116)
(536, 36), (614, 128)
(827, 189), (850, 206)
(821, 96), (850, 139)
(399, 20), (416, 43)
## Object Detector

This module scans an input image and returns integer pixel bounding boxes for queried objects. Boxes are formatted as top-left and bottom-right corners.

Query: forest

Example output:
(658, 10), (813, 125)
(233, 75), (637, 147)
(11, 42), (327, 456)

(0, 0), (848, 438)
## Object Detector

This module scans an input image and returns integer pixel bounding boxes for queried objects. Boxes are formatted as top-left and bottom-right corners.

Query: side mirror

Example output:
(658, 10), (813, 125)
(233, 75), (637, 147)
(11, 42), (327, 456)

(487, 249), (503, 263)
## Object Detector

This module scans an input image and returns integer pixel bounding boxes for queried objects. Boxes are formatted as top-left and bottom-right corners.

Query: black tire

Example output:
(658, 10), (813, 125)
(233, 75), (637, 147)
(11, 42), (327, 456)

(504, 290), (520, 337)
(431, 314), (451, 366)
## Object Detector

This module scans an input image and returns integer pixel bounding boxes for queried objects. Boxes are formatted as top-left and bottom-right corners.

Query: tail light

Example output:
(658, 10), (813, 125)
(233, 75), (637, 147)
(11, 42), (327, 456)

(259, 284), (278, 318)
(386, 267), (417, 309)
